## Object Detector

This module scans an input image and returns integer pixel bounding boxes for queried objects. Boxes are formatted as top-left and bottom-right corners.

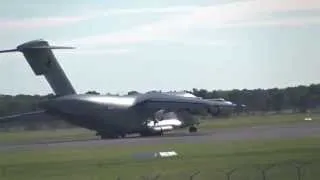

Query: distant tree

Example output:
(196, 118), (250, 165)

(192, 88), (211, 99)
(127, 91), (139, 95)
(268, 88), (285, 112)
(85, 91), (100, 95)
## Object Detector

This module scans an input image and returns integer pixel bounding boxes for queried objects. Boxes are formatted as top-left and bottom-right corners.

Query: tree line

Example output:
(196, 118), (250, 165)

(191, 83), (320, 113)
(1, 83), (320, 116)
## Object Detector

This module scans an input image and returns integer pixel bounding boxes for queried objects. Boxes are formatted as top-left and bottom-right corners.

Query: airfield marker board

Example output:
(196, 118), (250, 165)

(133, 151), (178, 160)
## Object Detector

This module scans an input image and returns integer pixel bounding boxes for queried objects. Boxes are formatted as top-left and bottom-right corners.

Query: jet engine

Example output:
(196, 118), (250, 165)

(150, 125), (174, 132)
(146, 118), (182, 133)
(207, 106), (221, 116)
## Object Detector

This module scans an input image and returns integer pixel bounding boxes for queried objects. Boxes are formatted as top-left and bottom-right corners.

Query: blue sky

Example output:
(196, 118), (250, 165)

(0, 0), (319, 95)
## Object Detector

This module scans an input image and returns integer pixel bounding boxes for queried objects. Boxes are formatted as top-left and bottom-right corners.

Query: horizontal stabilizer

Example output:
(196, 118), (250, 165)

(0, 110), (58, 124)
(19, 45), (75, 50)
(0, 49), (17, 53)
(0, 46), (75, 54)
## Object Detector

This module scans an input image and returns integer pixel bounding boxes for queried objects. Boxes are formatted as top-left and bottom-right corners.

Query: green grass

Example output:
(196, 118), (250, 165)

(0, 137), (319, 180)
(0, 128), (96, 144)
(0, 113), (319, 144)
(199, 113), (319, 129)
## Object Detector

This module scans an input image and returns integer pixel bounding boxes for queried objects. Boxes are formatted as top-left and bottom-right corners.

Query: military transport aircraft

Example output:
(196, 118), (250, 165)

(0, 39), (234, 139)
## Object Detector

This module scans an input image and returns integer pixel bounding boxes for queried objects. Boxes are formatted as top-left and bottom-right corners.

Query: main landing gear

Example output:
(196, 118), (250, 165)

(140, 130), (164, 137)
(96, 132), (125, 139)
(188, 126), (198, 133)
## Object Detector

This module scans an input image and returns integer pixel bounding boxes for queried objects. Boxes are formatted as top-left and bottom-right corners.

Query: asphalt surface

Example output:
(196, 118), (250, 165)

(1, 122), (320, 151)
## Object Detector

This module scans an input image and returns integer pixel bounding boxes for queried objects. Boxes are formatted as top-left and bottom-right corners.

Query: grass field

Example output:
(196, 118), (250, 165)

(0, 128), (96, 144)
(199, 113), (319, 129)
(0, 137), (319, 180)
(0, 113), (318, 144)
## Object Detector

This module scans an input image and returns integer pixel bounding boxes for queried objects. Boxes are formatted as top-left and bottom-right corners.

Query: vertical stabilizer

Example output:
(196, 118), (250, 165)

(0, 39), (76, 96)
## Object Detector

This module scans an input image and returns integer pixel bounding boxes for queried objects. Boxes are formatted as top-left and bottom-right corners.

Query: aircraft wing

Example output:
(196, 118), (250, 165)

(133, 92), (234, 115)
(0, 110), (58, 124)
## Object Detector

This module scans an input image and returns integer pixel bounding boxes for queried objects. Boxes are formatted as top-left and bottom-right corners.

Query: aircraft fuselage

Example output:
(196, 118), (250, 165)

(39, 94), (152, 136)
(37, 92), (228, 138)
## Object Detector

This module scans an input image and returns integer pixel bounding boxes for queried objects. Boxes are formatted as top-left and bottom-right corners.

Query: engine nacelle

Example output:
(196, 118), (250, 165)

(146, 119), (182, 132)
(150, 125), (174, 132)
(207, 106), (221, 116)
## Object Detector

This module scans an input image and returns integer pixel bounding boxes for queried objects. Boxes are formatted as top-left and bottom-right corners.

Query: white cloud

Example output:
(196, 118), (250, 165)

(0, 16), (92, 29)
(6, 0), (317, 46)
(0, 6), (198, 30)
(3, 0), (319, 31)
(162, 39), (237, 47)
(64, 0), (320, 47)
(179, 0), (320, 29)
(56, 48), (135, 55)
(91, 6), (199, 15)
(217, 16), (320, 28)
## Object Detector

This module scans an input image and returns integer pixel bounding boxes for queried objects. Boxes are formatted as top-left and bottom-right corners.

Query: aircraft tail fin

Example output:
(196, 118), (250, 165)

(0, 39), (77, 96)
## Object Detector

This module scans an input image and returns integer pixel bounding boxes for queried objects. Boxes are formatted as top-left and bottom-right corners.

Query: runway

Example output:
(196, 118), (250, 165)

(1, 122), (320, 151)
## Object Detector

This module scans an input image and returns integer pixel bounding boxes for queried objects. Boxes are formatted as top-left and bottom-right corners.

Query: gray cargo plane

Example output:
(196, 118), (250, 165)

(0, 39), (234, 139)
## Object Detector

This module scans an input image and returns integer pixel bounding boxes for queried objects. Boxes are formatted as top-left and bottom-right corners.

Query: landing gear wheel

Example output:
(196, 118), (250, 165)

(157, 131), (163, 136)
(140, 130), (163, 137)
(100, 134), (116, 139)
(189, 126), (198, 133)
(97, 132), (119, 139)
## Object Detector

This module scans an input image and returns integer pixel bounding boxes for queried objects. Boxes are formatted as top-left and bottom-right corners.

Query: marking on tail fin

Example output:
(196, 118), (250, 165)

(0, 39), (77, 96)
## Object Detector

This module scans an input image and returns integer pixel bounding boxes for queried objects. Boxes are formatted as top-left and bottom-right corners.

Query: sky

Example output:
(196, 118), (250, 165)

(0, 0), (319, 95)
